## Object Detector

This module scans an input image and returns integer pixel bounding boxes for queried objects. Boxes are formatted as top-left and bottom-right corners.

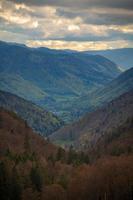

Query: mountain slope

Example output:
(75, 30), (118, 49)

(67, 67), (133, 120)
(91, 67), (133, 103)
(0, 41), (120, 120)
(0, 108), (58, 158)
(0, 90), (64, 137)
(51, 90), (133, 150)
(93, 118), (133, 157)
(86, 48), (133, 70)
(0, 108), (133, 200)
(0, 73), (47, 102)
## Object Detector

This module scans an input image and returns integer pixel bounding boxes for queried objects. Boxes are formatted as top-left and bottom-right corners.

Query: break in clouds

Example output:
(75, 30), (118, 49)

(0, 0), (133, 50)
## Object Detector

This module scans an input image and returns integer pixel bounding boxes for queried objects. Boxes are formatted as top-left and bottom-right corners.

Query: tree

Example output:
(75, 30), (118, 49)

(10, 167), (22, 200)
(22, 188), (40, 200)
(56, 147), (65, 162)
(0, 162), (10, 200)
(41, 184), (66, 200)
(30, 167), (43, 192)
(67, 145), (76, 164)
(24, 131), (30, 152)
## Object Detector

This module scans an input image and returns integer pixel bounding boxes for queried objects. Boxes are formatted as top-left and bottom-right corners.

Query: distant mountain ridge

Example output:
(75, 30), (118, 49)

(66, 67), (133, 121)
(85, 48), (133, 70)
(0, 40), (120, 121)
(0, 90), (64, 137)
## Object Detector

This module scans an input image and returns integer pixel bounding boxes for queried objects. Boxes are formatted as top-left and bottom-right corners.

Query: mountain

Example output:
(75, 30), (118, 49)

(85, 48), (133, 70)
(90, 67), (133, 104)
(93, 118), (133, 158)
(0, 40), (120, 121)
(50, 90), (133, 151)
(0, 109), (66, 199)
(66, 67), (133, 120)
(0, 90), (64, 137)
(0, 109), (133, 200)
(0, 108), (58, 159)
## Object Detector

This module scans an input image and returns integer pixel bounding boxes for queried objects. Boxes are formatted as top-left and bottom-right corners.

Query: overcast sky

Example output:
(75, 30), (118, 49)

(0, 0), (133, 50)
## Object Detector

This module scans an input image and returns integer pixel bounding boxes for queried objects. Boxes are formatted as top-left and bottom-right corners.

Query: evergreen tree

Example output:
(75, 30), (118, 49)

(0, 162), (10, 200)
(10, 167), (22, 200)
(56, 147), (65, 161)
(30, 167), (43, 192)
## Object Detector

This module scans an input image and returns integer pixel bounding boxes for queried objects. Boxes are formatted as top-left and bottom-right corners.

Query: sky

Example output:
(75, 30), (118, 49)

(0, 0), (133, 51)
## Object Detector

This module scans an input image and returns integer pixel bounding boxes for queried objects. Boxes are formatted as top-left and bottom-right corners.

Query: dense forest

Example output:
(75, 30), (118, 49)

(51, 90), (133, 150)
(0, 90), (64, 137)
(1, 1), (133, 199)
(0, 109), (133, 200)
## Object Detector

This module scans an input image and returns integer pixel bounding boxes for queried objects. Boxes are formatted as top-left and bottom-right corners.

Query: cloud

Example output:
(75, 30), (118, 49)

(57, 7), (133, 26)
(110, 25), (133, 34)
(0, 0), (132, 50)
(0, 30), (29, 43)
(7, 0), (133, 10)
(0, 0), (39, 29)
(26, 39), (133, 51)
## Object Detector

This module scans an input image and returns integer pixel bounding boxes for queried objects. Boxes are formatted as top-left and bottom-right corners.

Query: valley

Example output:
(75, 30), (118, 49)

(0, 41), (121, 121)
(65, 67), (133, 121)
(0, 108), (133, 200)
(0, 0), (133, 199)
(0, 90), (64, 137)
(0, 41), (133, 200)
(51, 90), (133, 151)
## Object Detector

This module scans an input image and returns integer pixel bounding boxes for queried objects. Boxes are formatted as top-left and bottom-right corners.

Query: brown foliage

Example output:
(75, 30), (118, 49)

(41, 184), (66, 200)
(0, 109), (133, 200)
(68, 156), (133, 200)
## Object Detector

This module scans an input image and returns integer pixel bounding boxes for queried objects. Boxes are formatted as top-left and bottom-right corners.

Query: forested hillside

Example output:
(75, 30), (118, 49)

(0, 109), (133, 200)
(0, 41), (121, 121)
(66, 67), (133, 121)
(1, 0), (132, 199)
(86, 48), (133, 70)
(51, 90), (133, 151)
(0, 90), (64, 137)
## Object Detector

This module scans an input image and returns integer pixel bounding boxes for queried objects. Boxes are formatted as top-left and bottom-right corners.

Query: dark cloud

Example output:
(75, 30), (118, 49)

(85, 13), (133, 25)
(57, 8), (133, 25)
(7, 0), (133, 10)
(1, 0), (132, 50)
(56, 9), (79, 19)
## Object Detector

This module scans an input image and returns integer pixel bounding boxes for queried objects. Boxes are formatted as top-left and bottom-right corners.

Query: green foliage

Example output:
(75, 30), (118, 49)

(5, 149), (36, 164)
(67, 146), (90, 165)
(30, 167), (43, 192)
(67, 146), (75, 164)
(0, 41), (121, 122)
(0, 162), (22, 200)
(110, 146), (125, 156)
(56, 147), (66, 162)
(0, 162), (10, 200)
(48, 154), (56, 166)
(0, 99), (133, 200)
(10, 167), (22, 200)
(0, 90), (64, 137)
(58, 175), (68, 189)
